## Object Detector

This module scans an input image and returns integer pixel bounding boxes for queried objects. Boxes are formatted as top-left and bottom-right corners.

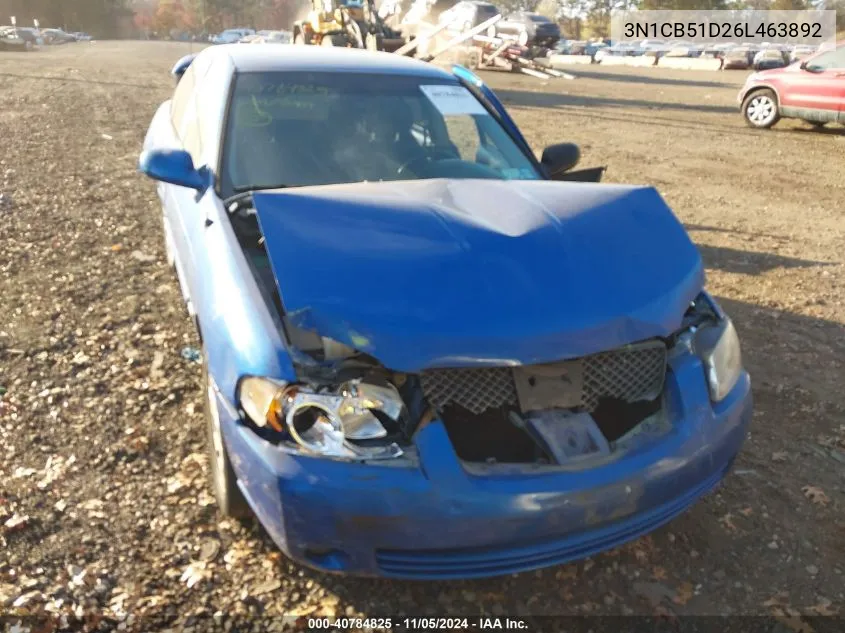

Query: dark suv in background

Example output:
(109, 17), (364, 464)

(495, 11), (560, 47)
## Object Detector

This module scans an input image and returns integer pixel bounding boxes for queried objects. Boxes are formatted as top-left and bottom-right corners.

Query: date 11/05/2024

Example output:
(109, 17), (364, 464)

(307, 617), (529, 630)
(623, 21), (823, 39)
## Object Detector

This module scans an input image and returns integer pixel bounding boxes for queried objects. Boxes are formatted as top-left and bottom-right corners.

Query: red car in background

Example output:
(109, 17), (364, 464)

(739, 42), (845, 129)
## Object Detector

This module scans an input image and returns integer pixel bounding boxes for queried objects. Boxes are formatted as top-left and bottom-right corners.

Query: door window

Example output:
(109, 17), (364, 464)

(443, 116), (480, 161)
(171, 64), (195, 131)
(181, 102), (203, 165)
(806, 47), (845, 71)
(172, 54), (215, 163)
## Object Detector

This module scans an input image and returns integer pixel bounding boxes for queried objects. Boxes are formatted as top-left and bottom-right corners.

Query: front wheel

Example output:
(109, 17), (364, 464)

(742, 88), (780, 129)
(204, 355), (251, 519)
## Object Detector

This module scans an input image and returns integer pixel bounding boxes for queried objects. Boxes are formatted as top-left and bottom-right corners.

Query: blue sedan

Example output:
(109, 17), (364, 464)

(139, 44), (752, 579)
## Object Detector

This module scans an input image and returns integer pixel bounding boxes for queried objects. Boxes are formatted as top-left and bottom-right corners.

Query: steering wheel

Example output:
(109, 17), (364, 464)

(395, 155), (432, 178)
(395, 146), (461, 178)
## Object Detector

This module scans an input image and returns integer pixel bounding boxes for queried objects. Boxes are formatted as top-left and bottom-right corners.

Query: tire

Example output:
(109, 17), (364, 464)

(204, 355), (251, 519)
(742, 88), (780, 129)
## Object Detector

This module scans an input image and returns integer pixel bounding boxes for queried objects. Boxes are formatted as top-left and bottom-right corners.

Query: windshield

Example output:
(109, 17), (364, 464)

(221, 71), (542, 196)
(528, 14), (549, 22)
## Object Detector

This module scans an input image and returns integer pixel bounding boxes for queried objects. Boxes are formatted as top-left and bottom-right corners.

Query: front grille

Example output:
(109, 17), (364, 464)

(419, 367), (517, 415)
(420, 340), (667, 415)
(582, 341), (667, 410)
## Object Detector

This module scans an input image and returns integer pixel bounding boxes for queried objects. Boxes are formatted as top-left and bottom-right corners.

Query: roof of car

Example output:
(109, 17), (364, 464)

(207, 44), (456, 78)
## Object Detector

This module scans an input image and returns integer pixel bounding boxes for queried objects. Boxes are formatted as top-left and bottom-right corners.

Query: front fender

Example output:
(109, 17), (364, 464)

(190, 195), (296, 406)
(738, 74), (782, 107)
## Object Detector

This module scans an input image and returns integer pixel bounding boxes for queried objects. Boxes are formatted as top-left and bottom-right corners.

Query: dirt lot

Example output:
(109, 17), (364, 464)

(1, 41), (843, 630)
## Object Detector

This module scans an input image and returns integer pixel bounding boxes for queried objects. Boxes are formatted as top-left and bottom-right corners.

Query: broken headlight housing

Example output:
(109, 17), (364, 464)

(238, 377), (405, 460)
(694, 316), (742, 403)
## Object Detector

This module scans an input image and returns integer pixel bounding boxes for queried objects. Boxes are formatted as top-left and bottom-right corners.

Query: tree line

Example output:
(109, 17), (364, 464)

(132, 0), (303, 36)
(0, 0), (132, 34)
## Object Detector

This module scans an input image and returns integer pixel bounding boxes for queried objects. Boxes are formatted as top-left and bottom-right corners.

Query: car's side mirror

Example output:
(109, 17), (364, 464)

(171, 53), (196, 85)
(139, 148), (209, 193)
(541, 142), (581, 179)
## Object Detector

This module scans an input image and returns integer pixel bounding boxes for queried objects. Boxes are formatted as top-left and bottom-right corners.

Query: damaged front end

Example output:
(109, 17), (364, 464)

(236, 290), (738, 469)
(236, 333), (434, 462)
(238, 373), (407, 460)
(227, 179), (741, 468)
(421, 339), (670, 466)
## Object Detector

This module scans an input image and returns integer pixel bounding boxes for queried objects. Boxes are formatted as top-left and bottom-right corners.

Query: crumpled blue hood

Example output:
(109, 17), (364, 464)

(253, 179), (704, 371)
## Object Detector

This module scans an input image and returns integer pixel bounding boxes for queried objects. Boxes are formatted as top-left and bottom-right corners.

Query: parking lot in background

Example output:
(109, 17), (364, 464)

(0, 41), (843, 627)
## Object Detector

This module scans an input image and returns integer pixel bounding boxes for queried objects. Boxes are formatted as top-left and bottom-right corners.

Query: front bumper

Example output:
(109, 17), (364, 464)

(218, 352), (752, 579)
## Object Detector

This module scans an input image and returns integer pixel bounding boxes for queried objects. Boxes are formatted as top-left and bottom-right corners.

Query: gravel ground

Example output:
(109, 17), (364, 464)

(0, 42), (843, 631)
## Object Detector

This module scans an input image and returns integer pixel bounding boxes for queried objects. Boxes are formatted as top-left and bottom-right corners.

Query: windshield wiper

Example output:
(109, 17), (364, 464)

(223, 185), (290, 211)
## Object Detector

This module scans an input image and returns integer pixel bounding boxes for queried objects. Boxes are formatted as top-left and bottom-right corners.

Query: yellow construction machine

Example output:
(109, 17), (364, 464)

(292, 0), (405, 51)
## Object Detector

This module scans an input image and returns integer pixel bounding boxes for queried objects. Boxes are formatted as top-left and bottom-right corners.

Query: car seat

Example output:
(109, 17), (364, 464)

(228, 111), (331, 189)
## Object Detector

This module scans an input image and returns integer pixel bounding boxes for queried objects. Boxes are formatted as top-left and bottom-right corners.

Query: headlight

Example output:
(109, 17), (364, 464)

(238, 377), (404, 460)
(694, 317), (742, 402)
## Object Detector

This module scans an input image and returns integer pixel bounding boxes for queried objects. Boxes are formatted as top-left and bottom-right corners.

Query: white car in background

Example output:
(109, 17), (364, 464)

(211, 28), (254, 44)
(789, 44), (817, 62)
(638, 39), (665, 51)
(240, 30), (292, 44)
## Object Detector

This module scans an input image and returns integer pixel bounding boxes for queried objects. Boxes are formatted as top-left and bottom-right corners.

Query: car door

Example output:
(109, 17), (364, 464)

(827, 47), (845, 123)
(779, 46), (845, 123)
(158, 61), (196, 288)
(166, 54), (212, 307)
